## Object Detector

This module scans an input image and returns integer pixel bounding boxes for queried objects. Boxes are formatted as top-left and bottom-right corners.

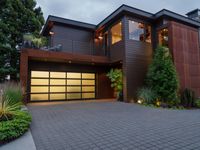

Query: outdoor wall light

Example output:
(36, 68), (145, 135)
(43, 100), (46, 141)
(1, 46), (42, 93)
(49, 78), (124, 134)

(49, 31), (54, 35)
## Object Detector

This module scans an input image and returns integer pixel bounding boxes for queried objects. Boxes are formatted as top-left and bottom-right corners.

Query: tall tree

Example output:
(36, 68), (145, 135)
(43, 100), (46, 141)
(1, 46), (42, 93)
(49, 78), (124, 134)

(146, 46), (179, 105)
(0, 0), (44, 82)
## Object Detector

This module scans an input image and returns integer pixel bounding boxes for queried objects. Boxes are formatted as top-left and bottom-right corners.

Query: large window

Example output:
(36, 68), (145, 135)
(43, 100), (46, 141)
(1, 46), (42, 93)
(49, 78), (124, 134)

(111, 22), (122, 44)
(30, 71), (96, 101)
(158, 28), (168, 47)
(128, 20), (151, 43)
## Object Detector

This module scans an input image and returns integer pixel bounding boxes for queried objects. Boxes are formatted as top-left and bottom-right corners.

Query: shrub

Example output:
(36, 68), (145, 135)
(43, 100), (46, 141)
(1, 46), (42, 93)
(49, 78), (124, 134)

(181, 88), (195, 108)
(2, 82), (23, 105)
(195, 99), (200, 108)
(107, 69), (123, 98)
(0, 111), (31, 144)
(137, 87), (157, 104)
(0, 95), (21, 121)
(146, 46), (179, 105)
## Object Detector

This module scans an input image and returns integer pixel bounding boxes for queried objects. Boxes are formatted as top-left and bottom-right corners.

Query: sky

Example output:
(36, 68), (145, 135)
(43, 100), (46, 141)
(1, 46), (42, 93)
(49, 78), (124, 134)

(36, 0), (200, 25)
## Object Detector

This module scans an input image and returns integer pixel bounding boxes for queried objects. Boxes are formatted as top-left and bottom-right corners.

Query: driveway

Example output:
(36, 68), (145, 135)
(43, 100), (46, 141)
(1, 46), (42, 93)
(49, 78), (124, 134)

(28, 101), (200, 150)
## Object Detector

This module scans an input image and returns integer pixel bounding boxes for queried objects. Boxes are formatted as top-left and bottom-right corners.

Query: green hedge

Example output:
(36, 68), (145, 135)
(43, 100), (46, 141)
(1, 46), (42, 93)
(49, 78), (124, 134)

(0, 111), (31, 144)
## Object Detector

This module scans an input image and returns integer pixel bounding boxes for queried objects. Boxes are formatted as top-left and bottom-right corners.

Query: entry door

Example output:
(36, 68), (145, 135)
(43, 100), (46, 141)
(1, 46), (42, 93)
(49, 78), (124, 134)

(30, 71), (95, 101)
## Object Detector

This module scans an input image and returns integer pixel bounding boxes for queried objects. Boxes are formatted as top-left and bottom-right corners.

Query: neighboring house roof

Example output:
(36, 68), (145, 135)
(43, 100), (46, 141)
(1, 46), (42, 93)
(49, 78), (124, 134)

(41, 4), (200, 35)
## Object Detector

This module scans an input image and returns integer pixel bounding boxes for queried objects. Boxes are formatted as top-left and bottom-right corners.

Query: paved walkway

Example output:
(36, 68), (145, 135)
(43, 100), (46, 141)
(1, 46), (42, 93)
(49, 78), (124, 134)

(28, 101), (200, 150)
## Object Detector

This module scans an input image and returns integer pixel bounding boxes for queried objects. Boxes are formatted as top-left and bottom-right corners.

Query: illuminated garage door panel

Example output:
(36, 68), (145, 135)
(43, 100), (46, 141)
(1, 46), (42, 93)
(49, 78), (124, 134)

(30, 71), (95, 101)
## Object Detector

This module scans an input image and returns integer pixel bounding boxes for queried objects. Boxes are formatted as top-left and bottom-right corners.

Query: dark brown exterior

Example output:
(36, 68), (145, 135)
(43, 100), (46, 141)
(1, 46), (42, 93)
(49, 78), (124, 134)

(50, 23), (95, 55)
(20, 5), (200, 103)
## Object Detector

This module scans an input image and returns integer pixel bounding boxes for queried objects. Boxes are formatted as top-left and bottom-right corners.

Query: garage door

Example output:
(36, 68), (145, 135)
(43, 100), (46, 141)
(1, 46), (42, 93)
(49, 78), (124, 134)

(30, 71), (95, 101)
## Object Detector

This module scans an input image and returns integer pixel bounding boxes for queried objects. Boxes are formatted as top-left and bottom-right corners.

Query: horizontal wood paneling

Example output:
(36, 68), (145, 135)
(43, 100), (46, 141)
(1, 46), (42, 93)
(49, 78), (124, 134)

(52, 24), (94, 55)
(125, 40), (153, 101)
(110, 41), (124, 62)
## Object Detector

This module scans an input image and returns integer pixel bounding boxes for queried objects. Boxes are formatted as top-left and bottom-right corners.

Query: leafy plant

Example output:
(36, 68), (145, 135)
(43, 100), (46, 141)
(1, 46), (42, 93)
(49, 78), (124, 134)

(3, 82), (23, 105)
(195, 99), (200, 108)
(146, 46), (179, 105)
(181, 88), (195, 108)
(137, 87), (157, 104)
(0, 111), (31, 144)
(0, 82), (22, 121)
(107, 69), (123, 98)
(23, 34), (47, 48)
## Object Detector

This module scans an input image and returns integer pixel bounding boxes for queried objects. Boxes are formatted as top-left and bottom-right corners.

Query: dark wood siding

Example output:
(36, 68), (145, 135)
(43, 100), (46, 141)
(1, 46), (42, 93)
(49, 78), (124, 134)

(169, 21), (200, 97)
(123, 16), (153, 101)
(52, 24), (94, 55)
(110, 41), (124, 62)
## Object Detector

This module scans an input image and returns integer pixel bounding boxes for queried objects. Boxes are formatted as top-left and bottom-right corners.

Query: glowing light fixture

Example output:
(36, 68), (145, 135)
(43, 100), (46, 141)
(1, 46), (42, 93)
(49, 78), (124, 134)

(49, 31), (54, 35)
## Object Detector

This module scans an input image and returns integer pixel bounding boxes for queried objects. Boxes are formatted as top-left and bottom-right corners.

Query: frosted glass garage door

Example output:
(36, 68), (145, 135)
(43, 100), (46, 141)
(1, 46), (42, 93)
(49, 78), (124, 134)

(30, 71), (95, 101)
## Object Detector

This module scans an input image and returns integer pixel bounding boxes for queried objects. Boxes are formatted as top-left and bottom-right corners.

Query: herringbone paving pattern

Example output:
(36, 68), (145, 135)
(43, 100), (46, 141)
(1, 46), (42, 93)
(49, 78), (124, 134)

(28, 101), (200, 150)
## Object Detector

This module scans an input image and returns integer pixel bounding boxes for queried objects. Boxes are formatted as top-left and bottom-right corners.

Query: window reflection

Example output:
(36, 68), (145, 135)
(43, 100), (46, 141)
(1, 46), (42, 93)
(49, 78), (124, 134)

(111, 22), (122, 44)
(129, 20), (151, 43)
(158, 28), (168, 47)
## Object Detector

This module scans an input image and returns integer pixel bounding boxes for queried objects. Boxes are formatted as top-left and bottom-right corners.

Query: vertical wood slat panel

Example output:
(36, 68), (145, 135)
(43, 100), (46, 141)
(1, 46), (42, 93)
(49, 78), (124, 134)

(169, 21), (200, 96)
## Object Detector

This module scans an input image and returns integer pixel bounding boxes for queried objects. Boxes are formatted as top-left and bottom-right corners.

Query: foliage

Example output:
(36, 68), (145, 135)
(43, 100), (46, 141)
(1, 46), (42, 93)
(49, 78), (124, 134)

(0, 111), (31, 143)
(23, 34), (47, 48)
(195, 99), (200, 108)
(0, 82), (22, 121)
(181, 88), (195, 108)
(2, 82), (23, 105)
(107, 69), (123, 98)
(137, 87), (157, 104)
(0, 0), (44, 81)
(146, 46), (179, 105)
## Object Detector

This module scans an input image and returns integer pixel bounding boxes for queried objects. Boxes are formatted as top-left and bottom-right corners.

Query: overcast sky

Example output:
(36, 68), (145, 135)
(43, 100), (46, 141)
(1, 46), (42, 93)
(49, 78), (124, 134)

(36, 0), (200, 25)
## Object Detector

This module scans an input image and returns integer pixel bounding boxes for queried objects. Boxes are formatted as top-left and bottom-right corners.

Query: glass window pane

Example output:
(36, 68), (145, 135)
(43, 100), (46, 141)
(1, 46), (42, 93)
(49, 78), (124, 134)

(67, 86), (81, 92)
(31, 94), (48, 101)
(50, 72), (65, 78)
(31, 86), (48, 93)
(82, 93), (95, 99)
(82, 80), (95, 85)
(111, 22), (122, 44)
(31, 71), (49, 78)
(82, 86), (95, 92)
(145, 25), (151, 43)
(50, 79), (66, 85)
(67, 80), (81, 85)
(67, 73), (81, 78)
(129, 20), (144, 41)
(31, 79), (49, 85)
(50, 86), (66, 92)
(82, 73), (95, 79)
(67, 93), (81, 99)
(50, 94), (65, 100)
(158, 28), (168, 47)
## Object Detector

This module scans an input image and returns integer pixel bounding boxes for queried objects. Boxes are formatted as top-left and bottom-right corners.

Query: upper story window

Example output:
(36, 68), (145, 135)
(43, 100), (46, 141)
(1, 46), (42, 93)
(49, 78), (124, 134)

(158, 28), (168, 47)
(128, 20), (151, 43)
(111, 22), (122, 44)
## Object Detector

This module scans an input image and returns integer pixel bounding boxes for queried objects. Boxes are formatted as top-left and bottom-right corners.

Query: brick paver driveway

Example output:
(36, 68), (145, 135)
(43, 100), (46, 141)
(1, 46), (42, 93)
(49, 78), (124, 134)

(28, 101), (200, 150)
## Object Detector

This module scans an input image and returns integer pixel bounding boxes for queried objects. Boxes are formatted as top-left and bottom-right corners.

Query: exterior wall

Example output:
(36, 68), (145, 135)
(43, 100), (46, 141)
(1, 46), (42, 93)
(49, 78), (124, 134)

(20, 49), (113, 103)
(169, 21), (200, 97)
(123, 16), (153, 102)
(51, 24), (94, 55)
(110, 41), (124, 62)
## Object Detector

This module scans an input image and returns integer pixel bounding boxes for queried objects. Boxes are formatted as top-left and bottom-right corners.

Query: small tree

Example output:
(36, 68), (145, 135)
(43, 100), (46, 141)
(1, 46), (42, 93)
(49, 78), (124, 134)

(107, 69), (123, 98)
(146, 46), (179, 105)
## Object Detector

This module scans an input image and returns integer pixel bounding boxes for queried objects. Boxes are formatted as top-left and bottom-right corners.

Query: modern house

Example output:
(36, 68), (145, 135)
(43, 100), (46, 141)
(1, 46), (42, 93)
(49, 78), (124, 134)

(20, 5), (200, 103)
